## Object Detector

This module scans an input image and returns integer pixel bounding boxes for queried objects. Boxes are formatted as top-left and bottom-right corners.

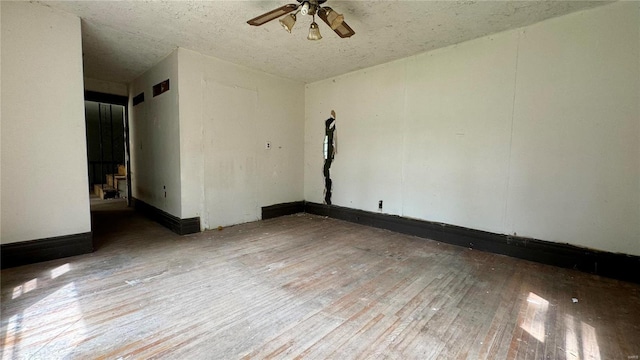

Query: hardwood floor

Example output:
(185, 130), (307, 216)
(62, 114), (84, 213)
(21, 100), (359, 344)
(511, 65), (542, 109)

(2, 202), (639, 359)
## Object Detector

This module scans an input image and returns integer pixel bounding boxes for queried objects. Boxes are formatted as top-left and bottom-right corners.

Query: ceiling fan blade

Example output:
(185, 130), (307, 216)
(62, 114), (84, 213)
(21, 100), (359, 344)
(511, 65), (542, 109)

(317, 7), (355, 38)
(331, 21), (355, 38)
(247, 4), (298, 26)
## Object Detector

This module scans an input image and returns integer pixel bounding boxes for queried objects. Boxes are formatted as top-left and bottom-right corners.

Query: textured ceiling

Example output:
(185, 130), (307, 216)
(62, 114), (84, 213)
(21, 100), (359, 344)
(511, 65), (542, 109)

(40, 1), (609, 84)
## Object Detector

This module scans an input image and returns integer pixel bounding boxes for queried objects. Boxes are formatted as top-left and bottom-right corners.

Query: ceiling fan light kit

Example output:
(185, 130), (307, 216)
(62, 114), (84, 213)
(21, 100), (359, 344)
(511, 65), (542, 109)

(247, 0), (354, 40)
(307, 21), (322, 40)
(300, 2), (311, 16)
(323, 7), (344, 30)
(279, 13), (297, 33)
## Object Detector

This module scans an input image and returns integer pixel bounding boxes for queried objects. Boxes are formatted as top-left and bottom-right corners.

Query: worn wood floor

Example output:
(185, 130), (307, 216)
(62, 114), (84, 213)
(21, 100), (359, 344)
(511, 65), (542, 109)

(1, 201), (639, 359)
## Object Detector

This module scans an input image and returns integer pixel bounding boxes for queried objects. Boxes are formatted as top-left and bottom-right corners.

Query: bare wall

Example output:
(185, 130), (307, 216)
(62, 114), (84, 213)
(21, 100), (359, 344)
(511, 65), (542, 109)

(177, 48), (305, 228)
(1, 2), (90, 244)
(129, 50), (182, 217)
(304, 2), (640, 256)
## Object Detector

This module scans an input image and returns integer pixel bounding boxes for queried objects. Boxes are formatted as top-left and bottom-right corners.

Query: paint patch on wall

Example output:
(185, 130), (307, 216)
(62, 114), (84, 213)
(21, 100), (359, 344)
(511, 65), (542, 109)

(323, 110), (336, 205)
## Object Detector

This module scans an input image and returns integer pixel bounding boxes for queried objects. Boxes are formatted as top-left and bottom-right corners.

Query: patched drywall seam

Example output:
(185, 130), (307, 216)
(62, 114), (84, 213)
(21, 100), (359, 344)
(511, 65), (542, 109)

(502, 29), (521, 232)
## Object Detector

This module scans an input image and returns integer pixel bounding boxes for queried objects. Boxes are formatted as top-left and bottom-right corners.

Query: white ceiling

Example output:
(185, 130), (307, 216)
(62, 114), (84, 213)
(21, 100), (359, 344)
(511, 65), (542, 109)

(40, 1), (610, 84)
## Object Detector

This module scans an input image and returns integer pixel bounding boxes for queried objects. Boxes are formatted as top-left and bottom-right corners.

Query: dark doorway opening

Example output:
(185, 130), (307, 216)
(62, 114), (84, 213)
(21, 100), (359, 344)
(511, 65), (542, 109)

(84, 91), (131, 206)
(84, 91), (134, 250)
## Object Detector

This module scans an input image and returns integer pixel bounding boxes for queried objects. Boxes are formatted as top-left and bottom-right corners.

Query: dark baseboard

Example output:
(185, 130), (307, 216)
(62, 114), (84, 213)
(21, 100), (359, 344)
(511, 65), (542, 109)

(305, 202), (640, 284)
(132, 198), (200, 235)
(262, 201), (305, 220)
(1, 232), (93, 269)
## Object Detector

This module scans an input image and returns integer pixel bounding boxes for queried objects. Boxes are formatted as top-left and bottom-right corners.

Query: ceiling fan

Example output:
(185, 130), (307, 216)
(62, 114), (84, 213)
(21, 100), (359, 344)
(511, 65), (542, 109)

(247, 0), (355, 40)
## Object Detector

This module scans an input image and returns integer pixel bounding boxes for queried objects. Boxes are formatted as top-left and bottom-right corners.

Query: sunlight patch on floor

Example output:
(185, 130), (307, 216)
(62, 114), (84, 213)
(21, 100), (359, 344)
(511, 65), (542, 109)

(5, 282), (87, 359)
(565, 314), (580, 359)
(12, 278), (38, 300)
(2, 315), (19, 360)
(564, 314), (600, 360)
(581, 321), (601, 360)
(51, 263), (71, 279)
(520, 292), (549, 343)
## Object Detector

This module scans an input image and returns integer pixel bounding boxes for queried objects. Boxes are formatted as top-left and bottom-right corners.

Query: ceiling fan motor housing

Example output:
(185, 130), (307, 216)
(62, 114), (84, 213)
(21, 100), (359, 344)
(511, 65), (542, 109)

(297, 0), (327, 4)
(299, 0), (325, 16)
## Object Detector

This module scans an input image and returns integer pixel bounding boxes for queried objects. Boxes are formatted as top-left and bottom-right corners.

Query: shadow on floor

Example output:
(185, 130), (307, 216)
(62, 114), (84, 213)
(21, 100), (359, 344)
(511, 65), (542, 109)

(90, 196), (137, 250)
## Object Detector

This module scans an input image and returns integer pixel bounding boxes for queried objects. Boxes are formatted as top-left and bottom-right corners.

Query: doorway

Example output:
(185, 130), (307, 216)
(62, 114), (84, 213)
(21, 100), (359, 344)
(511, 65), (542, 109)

(83, 91), (131, 205)
(84, 91), (133, 248)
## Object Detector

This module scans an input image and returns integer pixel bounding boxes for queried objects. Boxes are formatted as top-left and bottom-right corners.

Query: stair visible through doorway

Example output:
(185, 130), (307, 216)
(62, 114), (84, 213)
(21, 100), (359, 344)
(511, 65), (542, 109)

(94, 164), (127, 199)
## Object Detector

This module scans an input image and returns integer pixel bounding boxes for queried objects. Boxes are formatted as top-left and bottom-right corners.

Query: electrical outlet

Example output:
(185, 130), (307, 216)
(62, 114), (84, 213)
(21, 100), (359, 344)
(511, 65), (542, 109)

(266, 142), (271, 150)
(378, 200), (383, 210)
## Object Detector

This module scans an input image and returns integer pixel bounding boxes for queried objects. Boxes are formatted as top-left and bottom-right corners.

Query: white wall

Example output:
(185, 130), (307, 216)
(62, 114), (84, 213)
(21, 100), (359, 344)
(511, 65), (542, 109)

(1, 2), (91, 244)
(304, 2), (640, 256)
(128, 47), (303, 227)
(506, 3), (639, 256)
(129, 50), (182, 217)
(178, 48), (305, 228)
